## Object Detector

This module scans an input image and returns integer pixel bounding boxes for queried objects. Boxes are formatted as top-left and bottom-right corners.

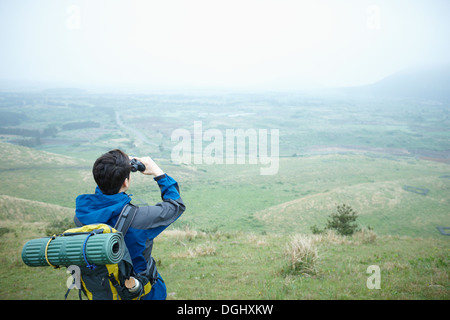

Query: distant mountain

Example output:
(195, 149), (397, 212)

(341, 64), (450, 102)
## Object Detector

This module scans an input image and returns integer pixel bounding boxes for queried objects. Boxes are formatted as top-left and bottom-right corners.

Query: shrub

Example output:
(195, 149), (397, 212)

(325, 204), (359, 236)
(310, 224), (324, 235)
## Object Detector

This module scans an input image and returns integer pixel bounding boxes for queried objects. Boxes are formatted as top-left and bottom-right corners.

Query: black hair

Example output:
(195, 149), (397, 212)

(92, 149), (131, 195)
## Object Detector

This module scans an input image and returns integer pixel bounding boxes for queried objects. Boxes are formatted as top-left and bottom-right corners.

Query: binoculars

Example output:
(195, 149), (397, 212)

(130, 159), (146, 172)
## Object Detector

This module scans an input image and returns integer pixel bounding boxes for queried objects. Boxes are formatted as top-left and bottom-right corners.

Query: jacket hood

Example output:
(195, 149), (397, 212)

(75, 186), (132, 225)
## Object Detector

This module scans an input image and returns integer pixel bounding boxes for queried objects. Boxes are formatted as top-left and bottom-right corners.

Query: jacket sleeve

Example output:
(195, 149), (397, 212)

(130, 173), (185, 239)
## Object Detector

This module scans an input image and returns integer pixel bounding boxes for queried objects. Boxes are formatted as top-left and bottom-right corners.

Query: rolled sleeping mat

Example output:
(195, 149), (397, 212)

(21, 232), (125, 268)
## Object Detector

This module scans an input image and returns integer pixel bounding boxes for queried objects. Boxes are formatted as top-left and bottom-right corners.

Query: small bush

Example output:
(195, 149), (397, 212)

(325, 204), (359, 236)
(285, 235), (319, 276)
(310, 224), (324, 235)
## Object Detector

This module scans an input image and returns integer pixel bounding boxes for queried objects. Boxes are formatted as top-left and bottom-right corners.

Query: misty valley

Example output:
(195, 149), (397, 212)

(1, 90), (449, 162)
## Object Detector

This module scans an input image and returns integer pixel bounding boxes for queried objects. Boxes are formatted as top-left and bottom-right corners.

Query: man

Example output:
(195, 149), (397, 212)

(74, 149), (186, 300)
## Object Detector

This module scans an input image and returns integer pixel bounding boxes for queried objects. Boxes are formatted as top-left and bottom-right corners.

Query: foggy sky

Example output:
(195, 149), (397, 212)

(0, 0), (449, 91)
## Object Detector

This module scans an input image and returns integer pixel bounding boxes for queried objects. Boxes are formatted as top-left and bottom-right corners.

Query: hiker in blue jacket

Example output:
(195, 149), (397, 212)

(74, 149), (186, 300)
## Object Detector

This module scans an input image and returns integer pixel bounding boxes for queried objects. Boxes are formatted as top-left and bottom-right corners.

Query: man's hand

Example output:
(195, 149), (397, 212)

(132, 156), (164, 177)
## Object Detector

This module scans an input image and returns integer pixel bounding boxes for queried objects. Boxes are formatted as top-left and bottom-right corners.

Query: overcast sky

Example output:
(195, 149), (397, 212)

(0, 0), (449, 91)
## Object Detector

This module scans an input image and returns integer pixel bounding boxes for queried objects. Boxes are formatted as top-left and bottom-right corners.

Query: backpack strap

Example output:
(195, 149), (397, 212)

(114, 204), (138, 236)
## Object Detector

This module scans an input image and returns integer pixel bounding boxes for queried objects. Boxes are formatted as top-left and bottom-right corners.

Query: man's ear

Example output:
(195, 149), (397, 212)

(119, 177), (129, 193)
(123, 177), (129, 189)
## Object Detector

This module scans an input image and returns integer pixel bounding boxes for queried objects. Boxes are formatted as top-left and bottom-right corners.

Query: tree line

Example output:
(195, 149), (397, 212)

(0, 121), (100, 147)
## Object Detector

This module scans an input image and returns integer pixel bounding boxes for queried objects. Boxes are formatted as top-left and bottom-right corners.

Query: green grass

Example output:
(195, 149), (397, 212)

(0, 222), (72, 300)
(0, 142), (449, 300)
(156, 229), (448, 300)
(3, 222), (447, 300)
(1, 92), (449, 300)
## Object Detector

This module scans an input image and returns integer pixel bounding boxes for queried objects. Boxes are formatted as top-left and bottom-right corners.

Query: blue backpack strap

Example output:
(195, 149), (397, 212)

(114, 204), (138, 236)
(83, 232), (97, 270)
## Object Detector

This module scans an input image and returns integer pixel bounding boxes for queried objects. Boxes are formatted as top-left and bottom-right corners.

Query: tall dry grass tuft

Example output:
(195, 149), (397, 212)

(353, 228), (377, 244)
(309, 229), (377, 245)
(162, 226), (206, 242)
(285, 234), (319, 276)
(172, 243), (217, 258)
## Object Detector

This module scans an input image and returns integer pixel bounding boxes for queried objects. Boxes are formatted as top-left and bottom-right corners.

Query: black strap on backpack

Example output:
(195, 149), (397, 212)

(114, 204), (138, 236)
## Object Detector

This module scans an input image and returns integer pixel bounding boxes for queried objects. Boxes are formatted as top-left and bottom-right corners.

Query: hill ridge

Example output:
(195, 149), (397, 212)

(255, 178), (449, 238)
(0, 194), (74, 223)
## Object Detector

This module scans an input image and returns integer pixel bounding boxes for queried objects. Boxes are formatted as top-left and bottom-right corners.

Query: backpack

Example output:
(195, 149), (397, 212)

(64, 204), (152, 300)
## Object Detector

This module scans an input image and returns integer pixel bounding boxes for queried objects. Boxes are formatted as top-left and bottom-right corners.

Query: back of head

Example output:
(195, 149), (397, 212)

(93, 149), (131, 195)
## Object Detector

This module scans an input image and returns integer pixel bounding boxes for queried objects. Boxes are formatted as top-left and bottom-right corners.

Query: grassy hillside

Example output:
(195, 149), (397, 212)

(0, 195), (73, 223)
(0, 142), (94, 208)
(254, 156), (450, 238)
(0, 142), (448, 299)
(0, 194), (75, 299)
(1, 222), (448, 300)
(154, 228), (449, 300)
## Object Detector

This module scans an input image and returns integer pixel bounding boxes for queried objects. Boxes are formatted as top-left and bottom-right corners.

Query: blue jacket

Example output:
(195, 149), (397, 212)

(74, 173), (186, 300)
